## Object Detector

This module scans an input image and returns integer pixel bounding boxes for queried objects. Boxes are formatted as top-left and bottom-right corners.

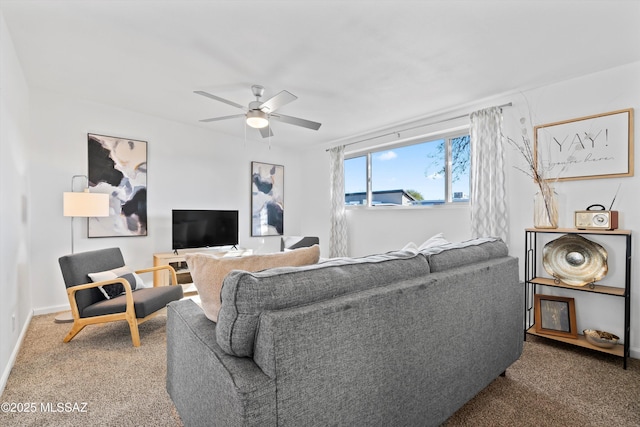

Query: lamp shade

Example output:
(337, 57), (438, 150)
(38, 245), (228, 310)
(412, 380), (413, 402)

(246, 110), (269, 128)
(63, 191), (110, 217)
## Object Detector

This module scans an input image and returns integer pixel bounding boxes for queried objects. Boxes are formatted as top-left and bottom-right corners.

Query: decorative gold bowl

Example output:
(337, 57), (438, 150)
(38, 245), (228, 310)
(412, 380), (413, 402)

(583, 329), (619, 348)
(543, 234), (608, 286)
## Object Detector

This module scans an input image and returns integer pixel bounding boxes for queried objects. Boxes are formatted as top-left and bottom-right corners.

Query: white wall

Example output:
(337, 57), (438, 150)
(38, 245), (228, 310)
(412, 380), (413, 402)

(345, 205), (471, 256)
(0, 11), (33, 394)
(28, 89), (306, 315)
(303, 62), (640, 357)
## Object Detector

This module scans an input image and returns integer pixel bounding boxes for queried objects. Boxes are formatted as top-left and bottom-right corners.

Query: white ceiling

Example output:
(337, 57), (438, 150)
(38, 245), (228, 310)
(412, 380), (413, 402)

(2, 0), (639, 149)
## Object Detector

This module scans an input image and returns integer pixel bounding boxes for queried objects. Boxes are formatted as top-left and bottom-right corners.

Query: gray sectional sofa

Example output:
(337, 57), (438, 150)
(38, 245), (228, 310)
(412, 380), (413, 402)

(166, 238), (523, 426)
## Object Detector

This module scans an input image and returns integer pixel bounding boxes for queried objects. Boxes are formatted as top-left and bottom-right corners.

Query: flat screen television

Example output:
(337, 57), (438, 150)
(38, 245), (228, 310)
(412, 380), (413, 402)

(172, 209), (239, 250)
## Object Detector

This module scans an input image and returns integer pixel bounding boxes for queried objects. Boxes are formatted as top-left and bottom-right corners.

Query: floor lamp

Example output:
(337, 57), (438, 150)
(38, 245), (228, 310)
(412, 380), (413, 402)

(55, 175), (110, 323)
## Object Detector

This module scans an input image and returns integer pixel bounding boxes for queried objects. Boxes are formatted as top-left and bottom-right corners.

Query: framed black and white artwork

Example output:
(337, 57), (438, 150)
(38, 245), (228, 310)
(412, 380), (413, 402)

(251, 161), (284, 236)
(88, 133), (148, 237)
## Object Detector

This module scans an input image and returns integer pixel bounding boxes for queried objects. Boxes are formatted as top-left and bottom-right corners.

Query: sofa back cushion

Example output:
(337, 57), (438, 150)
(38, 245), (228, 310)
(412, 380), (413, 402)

(420, 237), (508, 272)
(185, 245), (320, 322)
(216, 251), (430, 356)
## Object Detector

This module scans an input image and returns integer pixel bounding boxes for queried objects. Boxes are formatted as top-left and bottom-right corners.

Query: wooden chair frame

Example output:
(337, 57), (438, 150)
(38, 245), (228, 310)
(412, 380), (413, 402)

(64, 265), (179, 347)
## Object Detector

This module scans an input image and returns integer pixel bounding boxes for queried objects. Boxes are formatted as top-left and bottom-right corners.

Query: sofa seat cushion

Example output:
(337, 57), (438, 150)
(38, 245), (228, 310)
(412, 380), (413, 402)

(420, 237), (508, 272)
(216, 250), (430, 357)
(185, 245), (321, 322)
(81, 286), (184, 318)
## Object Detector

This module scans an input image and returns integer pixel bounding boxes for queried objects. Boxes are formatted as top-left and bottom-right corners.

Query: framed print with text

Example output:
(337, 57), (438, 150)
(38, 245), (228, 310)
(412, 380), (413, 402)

(534, 108), (633, 181)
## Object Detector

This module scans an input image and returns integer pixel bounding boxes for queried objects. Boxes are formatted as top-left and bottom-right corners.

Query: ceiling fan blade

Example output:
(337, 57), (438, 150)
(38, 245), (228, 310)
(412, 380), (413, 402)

(259, 90), (297, 113)
(199, 114), (245, 123)
(194, 90), (245, 110)
(258, 126), (274, 138)
(271, 113), (322, 130)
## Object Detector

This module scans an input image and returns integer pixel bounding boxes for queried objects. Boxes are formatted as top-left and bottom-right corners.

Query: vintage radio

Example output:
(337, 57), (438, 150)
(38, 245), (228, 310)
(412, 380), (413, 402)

(574, 204), (618, 230)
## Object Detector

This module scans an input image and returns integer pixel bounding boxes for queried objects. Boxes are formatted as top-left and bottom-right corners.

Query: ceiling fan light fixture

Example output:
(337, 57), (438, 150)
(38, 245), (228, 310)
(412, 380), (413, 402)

(246, 110), (269, 128)
(195, 86), (321, 138)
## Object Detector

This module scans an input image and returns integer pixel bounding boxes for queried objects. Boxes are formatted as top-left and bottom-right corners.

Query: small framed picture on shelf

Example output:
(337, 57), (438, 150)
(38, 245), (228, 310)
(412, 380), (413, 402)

(534, 294), (578, 338)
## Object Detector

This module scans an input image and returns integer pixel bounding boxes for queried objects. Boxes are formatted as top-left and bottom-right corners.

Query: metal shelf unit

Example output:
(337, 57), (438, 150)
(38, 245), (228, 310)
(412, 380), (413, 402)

(524, 228), (631, 369)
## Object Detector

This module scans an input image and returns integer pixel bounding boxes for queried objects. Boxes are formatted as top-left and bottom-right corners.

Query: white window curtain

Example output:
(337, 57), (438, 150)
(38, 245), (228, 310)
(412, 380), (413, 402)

(328, 146), (348, 257)
(469, 107), (509, 243)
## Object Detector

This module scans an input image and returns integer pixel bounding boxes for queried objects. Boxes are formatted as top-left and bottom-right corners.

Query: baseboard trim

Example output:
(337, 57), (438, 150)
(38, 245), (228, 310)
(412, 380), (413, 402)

(0, 309), (33, 396)
(33, 303), (69, 316)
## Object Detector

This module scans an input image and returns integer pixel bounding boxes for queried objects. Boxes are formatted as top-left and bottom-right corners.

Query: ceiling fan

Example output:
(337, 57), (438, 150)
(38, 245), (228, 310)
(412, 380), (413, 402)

(195, 85), (322, 138)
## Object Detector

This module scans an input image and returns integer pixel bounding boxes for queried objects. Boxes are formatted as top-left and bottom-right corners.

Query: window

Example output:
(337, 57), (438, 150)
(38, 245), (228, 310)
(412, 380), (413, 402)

(344, 156), (367, 205)
(344, 132), (470, 206)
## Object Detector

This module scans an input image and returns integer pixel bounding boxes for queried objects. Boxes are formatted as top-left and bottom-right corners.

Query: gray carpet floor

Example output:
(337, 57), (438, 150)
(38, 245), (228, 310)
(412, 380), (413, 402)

(2, 311), (639, 426)
(445, 335), (640, 426)
(1, 310), (182, 427)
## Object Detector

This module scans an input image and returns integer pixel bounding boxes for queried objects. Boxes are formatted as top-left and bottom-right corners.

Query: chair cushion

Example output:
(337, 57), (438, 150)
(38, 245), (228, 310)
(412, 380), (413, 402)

(81, 286), (184, 318)
(88, 265), (144, 299)
(185, 245), (320, 322)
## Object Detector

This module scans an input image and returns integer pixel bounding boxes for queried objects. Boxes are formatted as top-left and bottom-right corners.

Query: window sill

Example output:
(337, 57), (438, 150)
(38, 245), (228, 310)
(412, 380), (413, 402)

(345, 203), (469, 211)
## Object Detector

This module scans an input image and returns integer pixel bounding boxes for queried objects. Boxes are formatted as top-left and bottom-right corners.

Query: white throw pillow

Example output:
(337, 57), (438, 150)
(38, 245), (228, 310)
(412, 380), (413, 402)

(88, 265), (144, 299)
(400, 242), (419, 254)
(418, 233), (449, 251)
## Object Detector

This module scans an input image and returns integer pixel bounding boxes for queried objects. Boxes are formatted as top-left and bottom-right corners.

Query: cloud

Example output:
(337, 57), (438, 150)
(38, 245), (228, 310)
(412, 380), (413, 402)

(377, 151), (397, 161)
(427, 172), (443, 180)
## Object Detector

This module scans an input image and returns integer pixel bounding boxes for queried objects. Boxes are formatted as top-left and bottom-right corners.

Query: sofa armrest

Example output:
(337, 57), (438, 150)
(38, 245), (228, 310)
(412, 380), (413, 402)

(166, 299), (276, 427)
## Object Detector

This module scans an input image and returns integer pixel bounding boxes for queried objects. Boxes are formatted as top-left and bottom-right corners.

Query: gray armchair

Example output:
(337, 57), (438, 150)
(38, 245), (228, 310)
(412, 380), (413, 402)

(280, 236), (319, 251)
(58, 247), (183, 346)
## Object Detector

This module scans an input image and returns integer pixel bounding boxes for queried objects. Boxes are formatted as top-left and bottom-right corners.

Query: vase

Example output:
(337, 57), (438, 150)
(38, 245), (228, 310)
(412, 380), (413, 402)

(533, 187), (558, 229)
